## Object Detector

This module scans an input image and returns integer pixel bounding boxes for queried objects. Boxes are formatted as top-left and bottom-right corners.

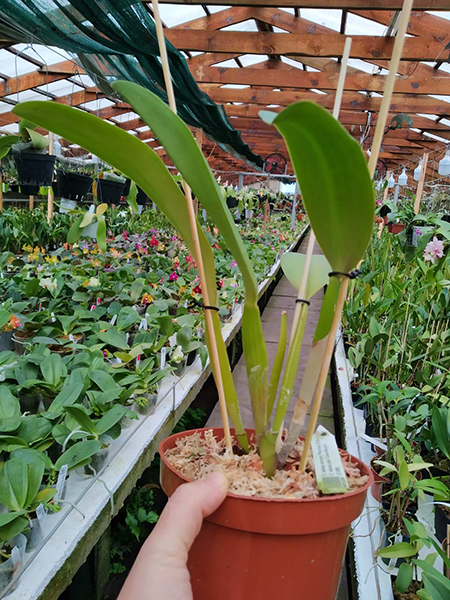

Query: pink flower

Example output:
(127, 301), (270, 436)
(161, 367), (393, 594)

(377, 199), (382, 205)
(169, 272), (178, 282)
(423, 237), (444, 264)
(172, 235), (177, 242)
(150, 228), (155, 234)
(415, 228), (422, 236)
(230, 259), (237, 268)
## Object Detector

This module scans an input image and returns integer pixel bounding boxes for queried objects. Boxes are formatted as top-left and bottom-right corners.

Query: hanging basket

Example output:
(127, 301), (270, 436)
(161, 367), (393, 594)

(15, 153), (56, 187)
(96, 179), (125, 204)
(53, 170), (93, 201)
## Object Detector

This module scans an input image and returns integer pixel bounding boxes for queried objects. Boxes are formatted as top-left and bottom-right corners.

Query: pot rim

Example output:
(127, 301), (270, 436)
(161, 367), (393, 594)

(160, 427), (373, 505)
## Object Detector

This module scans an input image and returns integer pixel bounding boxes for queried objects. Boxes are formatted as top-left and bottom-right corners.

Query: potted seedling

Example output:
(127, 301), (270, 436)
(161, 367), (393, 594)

(96, 170), (126, 206)
(0, 458), (56, 551)
(63, 405), (127, 476)
(14, 82), (375, 600)
(0, 307), (20, 352)
(0, 531), (26, 595)
(53, 165), (93, 204)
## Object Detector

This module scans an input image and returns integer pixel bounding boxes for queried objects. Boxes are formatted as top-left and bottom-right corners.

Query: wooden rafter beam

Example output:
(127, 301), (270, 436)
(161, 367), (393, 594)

(201, 87), (450, 116)
(191, 63), (450, 95)
(0, 61), (79, 97)
(164, 30), (450, 61)
(155, 1), (450, 7)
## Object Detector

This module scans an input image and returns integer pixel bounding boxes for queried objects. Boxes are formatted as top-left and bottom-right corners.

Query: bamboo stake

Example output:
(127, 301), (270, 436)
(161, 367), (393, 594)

(29, 195), (34, 211)
(414, 153), (429, 215)
(299, 277), (350, 471)
(446, 524), (449, 579)
(367, 0), (414, 178)
(151, 0), (232, 451)
(47, 132), (54, 222)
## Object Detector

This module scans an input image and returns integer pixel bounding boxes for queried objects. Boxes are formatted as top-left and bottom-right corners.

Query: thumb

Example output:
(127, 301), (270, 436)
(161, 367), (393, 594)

(148, 471), (229, 561)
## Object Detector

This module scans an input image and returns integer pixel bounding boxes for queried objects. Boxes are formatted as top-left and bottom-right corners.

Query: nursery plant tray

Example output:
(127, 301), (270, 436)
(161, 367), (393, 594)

(4, 226), (308, 600)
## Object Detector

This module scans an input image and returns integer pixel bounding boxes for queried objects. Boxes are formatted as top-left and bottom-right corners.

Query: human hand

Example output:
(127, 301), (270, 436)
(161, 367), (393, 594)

(118, 471), (229, 599)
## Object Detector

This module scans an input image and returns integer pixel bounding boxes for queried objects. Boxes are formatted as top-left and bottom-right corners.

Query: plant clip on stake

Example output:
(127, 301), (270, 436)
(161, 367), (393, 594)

(151, 0), (232, 452)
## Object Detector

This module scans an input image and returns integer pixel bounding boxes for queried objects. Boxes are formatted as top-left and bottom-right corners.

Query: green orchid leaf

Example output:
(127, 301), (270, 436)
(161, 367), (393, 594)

(48, 383), (84, 414)
(260, 103), (374, 271)
(126, 180), (139, 214)
(0, 389), (21, 433)
(396, 562), (413, 595)
(96, 215), (107, 253)
(0, 135), (18, 159)
(96, 329), (129, 351)
(24, 128), (48, 150)
(378, 542), (417, 559)
(55, 440), (101, 471)
(40, 353), (66, 387)
(65, 406), (97, 437)
(281, 253), (330, 300)
(25, 460), (45, 508)
(95, 405), (127, 436)
(0, 515), (28, 541)
(0, 458), (28, 511)
(11, 448), (53, 470)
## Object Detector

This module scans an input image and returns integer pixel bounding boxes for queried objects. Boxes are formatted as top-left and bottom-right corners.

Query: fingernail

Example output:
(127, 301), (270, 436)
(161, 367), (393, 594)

(204, 471), (229, 492)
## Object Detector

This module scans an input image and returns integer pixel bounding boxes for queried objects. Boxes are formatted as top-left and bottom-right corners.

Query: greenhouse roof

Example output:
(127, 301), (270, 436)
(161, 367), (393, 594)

(0, 1), (450, 183)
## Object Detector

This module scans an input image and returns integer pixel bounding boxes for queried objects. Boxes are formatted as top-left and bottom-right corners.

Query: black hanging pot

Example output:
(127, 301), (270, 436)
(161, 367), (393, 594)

(53, 170), (93, 200)
(96, 178), (125, 205)
(226, 195), (238, 209)
(15, 153), (56, 186)
(20, 184), (40, 196)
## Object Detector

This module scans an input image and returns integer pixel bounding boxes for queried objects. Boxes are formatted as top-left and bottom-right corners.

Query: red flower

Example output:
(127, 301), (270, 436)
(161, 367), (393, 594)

(150, 236), (158, 247)
(193, 285), (202, 294)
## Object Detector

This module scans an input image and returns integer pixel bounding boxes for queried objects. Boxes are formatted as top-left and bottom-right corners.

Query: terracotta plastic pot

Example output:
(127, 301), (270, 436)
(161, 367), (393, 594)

(388, 222), (405, 234)
(160, 428), (372, 600)
(370, 456), (390, 502)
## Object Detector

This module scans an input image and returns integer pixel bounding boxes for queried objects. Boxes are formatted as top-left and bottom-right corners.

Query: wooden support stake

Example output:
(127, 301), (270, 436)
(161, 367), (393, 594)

(367, 0), (414, 179)
(446, 523), (449, 580)
(414, 153), (429, 215)
(47, 132), (54, 222)
(29, 195), (34, 211)
(299, 277), (350, 471)
(152, 0), (232, 452)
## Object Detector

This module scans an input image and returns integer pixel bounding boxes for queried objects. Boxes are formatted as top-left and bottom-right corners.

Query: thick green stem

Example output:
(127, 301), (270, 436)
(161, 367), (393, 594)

(266, 311), (287, 421)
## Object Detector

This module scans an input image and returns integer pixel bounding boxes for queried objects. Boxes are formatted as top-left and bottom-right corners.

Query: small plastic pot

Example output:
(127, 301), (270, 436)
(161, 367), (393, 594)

(18, 393), (42, 415)
(96, 179), (125, 205)
(12, 331), (33, 355)
(24, 516), (44, 551)
(0, 332), (14, 352)
(0, 534), (27, 594)
(160, 428), (372, 600)
(370, 456), (390, 502)
(172, 357), (187, 377)
(53, 170), (92, 201)
(136, 393), (158, 416)
(82, 435), (113, 477)
(435, 504), (450, 543)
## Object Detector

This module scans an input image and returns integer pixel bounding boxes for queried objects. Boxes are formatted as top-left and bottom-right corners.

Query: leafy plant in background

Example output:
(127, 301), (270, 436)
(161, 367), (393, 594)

(13, 83), (374, 476)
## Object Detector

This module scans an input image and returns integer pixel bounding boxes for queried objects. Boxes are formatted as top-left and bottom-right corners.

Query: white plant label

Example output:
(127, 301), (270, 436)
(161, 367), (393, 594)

(69, 334), (74, 342)
(11, 546), (20, 566)
(311, 426), (349, 495)
(388, 532), (403, 569)
(110, 314), (117, 325)
(55, 465), (68, 500)
(51, 311), (56, 323)
(160, 347), (167, 369)
(36, 503), (46, 523)
(168, 333), (177, 347)
(138, 318), (148, 331)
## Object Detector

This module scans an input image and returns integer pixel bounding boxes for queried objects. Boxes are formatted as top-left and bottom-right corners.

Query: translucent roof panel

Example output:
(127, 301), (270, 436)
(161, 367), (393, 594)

(38, 81), (85, 96)
(0, 51), (36, 77)
(345, 14), (387, 36)
(4, 89), (47, 103)
(79, 98), (116, 111)
(112, 111), (139, 122)
(299, 10), (342, 32)
(159, 4), (205, 27)
(221, 20), (259, 32)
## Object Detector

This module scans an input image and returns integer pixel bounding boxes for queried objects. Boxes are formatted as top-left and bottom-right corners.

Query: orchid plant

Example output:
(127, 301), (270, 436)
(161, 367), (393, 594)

(13, 83), (374, 476)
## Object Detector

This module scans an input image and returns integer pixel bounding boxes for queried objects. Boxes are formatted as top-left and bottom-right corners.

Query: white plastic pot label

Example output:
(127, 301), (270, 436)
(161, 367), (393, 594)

(55, 464), (68, 501)
(11, 546), (20, 566)
(110, 314), (117, 326)
(36, 503), (46, 523)
(311, 426), (349, 495)
(160, 347), (167, 369)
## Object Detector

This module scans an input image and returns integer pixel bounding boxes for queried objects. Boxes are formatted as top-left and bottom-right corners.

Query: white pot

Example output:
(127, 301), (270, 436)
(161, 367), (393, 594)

(59, 198), (77, 214)
(245, 209), (253, 219)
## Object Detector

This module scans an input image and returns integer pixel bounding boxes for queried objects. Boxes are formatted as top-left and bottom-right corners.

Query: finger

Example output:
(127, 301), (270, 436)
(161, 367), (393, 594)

(147, 471), (229, 562)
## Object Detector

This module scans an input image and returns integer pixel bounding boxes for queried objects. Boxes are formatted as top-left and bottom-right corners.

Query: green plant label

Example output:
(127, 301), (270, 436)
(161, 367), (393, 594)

(311, 426), (349, 495)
